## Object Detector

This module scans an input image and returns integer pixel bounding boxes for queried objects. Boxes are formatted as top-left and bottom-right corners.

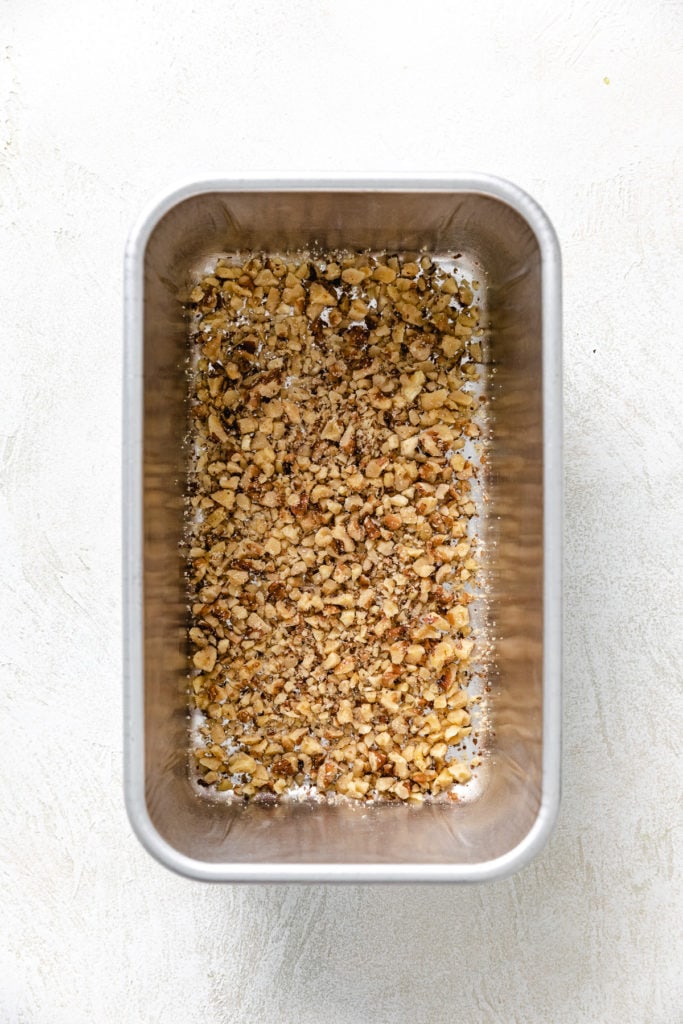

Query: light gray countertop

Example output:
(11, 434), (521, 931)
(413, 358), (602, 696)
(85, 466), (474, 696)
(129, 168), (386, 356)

(1, 1), (681, 1021)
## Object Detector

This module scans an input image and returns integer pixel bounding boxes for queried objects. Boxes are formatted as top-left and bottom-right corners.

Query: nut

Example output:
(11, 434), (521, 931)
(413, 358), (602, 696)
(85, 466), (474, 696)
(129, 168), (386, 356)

(405, 644), (426, 665)
(309, 282), (338, 306)
(428, 641), (457, 673)
(341, 267), (367, 285)
(420, 389), (448, 411)
(412, 557), (435, 578)
(321, 419), (343, 442)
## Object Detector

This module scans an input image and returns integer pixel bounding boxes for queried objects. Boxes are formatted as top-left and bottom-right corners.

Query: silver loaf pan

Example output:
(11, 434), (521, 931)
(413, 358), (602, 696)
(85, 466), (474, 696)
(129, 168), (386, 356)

(123, 175), (562, 882)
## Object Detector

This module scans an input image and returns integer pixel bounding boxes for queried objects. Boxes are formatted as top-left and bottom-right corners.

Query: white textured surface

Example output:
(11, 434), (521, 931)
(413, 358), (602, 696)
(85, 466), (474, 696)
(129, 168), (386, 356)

(1, 1), (681, 1021)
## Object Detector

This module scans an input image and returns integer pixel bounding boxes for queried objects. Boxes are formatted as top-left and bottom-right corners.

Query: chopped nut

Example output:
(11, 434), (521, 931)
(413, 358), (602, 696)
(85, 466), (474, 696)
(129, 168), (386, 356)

(401, 370), (425, 402)
(428, 640), (457, 673)
(332, 524), (354, 552)
(348, 298), (369, 320)
(420, 389), (448, 411)
(309, 282), (338, 306)
(187, 251), (484, 803)
(321, 419), (343, 442)
(365, 458), (386, 479)
(282, 399), (301, 423)
(317, 761), (338, 790)
(405, 644), (426, 665)
(453, 638), (474, 660)
(389, 642), (405, 665)
(412, 557), (435, 578)
(228, 753), (257, 774)
(447, 605), (470, 630)
(208, 413), (228, 443)
(341, 267), (367, 285)
(450, 389), (475, 408)
(193, 646), (216, 672)
(441, 335), (462, 358)
(211, 490), (235, 510)
(336, 699), (353, 724)
(238, 416), (259, 434)
(339, 422), (356, 452)
(227, 569), (249, 586)
(300, 735), (323, 756)
(447, 762), (472, 784)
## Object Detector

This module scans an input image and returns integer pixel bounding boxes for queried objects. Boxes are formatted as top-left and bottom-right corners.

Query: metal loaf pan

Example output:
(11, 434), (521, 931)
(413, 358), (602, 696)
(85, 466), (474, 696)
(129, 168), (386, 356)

(124, 175), (562, 882)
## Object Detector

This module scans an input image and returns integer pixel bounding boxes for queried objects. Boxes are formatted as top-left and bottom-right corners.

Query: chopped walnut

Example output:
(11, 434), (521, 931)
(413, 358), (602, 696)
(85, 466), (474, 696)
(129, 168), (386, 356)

(186, 250), (485, 802)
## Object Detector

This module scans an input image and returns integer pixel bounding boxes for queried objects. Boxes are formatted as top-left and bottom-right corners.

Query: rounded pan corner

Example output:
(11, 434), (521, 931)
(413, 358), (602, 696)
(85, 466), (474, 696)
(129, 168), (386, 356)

(469, 172), (562, 265)
(124, 180), (206, 271)
(477, 783), (561, 883)
(123, 768), (217, 884)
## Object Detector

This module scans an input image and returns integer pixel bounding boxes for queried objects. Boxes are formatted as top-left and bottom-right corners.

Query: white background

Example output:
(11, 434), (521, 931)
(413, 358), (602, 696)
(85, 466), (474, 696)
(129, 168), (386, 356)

(1, 1), (681, 1021)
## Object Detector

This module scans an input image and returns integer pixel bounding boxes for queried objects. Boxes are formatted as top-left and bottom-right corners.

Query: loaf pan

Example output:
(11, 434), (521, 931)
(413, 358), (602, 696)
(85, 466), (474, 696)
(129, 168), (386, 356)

(123, 174), (562, 882)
